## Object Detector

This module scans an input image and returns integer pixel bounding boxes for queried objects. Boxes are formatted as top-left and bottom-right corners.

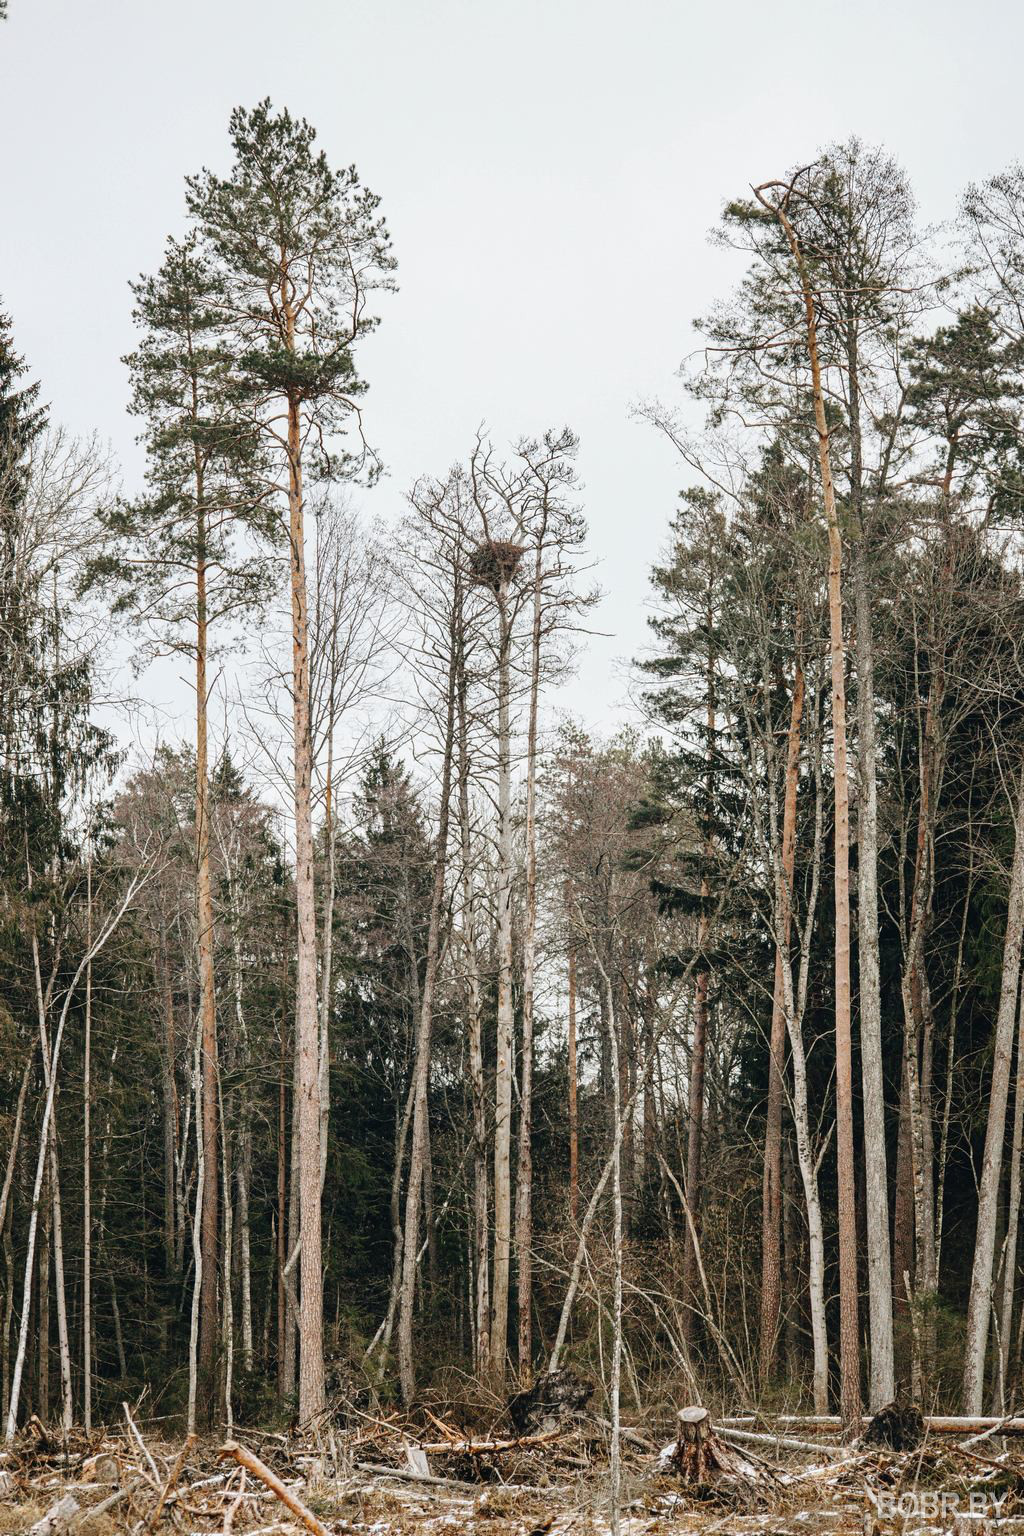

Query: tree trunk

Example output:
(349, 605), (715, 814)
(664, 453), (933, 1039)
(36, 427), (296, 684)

(937, 847), (973, 1285)
(568, 940), (579, 1226)
(219, 831), (255, 1381)
(0, 1048), (31, 1423)
(682, 636), (715, 1343)
(773, 669), (829, 1412)
(188, 1020), (204, 1435)
(237, 1128), (253, 1375)
(681, 973), (707, 1344)
(220, 1079), (234, 1428)
(848, 347), (895, 1411)
(286, 381), (325, 1422)
(598, 960), (624, 1536)
(783, 971), (830, 1413)
(370, 896), (420, 1368)
(47, 1129), (71, 1433)
(515, 546), (543, 1375)
(897, 573), (948, 1391)
(892, 1057), (914, 1378)
(759, 631), (804, 1385)
(995, 979), (1024, 1410)
(38, 1171), (49, 1420)
(318, 724), (336, 1198)
(762, 186), (861, 1426)
(195, 530), (220, 1424)
(457, 659), (490, 1374)
(397, 581), (460, 1405)
(964, 761), (1024, 1412)
(276, 1002), (288, 1397)
(373, 1075), (415, 1370)
(160, 939), (177, 1271)
(490, 582), (514, 1384)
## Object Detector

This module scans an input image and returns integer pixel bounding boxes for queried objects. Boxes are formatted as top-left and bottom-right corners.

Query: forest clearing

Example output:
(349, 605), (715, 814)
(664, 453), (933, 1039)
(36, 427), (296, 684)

(8, 1397), (1024, 1536)
(9, 1), (1024, 1532)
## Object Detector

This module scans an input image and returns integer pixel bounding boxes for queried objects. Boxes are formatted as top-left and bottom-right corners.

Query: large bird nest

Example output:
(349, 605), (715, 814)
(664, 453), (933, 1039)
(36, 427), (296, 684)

(469, 539), (528, 591)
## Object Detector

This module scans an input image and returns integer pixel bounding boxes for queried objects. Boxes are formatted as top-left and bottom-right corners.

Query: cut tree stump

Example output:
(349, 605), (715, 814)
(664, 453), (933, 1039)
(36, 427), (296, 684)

(660, 1407), (773, 1494)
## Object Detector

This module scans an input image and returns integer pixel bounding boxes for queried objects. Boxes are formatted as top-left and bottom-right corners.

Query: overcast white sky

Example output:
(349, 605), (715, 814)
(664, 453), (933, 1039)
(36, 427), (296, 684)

(1, 0), (1020, 756)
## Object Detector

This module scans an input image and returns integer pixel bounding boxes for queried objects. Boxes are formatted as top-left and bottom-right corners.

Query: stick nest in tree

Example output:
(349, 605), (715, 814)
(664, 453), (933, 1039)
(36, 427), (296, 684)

(469, 539), (528, 590)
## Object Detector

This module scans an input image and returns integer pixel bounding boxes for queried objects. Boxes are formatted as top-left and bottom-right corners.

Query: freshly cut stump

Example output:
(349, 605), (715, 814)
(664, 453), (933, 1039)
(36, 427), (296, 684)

(661, 1406), (772, 1494)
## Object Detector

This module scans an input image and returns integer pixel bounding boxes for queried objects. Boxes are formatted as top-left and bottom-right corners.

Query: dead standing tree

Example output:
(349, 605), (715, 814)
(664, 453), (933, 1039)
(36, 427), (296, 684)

(468, 525), (527, 1388)
(753, 168), (861, 1429)
(308, 500), (402, 1197)
(394, 467), (476, 1404)
(784, 146), (922, 1411)
(508, 430), (592, 1375)
(463, 426), (592, 1384)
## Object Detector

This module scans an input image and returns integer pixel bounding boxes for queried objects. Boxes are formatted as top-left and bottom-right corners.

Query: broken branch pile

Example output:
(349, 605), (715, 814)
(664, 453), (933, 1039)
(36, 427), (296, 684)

(5, 1391), (1024, 1535)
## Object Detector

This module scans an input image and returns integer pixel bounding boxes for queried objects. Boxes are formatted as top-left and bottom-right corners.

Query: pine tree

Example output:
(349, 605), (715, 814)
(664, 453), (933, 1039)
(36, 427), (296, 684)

(186, 101), (396, 1418)
(88, 236), (275, 1424)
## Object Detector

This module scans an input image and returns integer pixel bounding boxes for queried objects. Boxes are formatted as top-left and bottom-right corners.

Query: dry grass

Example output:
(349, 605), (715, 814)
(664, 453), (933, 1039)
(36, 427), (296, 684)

(0, 1501), (44, 1536)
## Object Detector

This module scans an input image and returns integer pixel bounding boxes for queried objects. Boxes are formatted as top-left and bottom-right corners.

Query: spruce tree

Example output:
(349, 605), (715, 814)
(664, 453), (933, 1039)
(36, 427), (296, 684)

(0, 306), (47, 779)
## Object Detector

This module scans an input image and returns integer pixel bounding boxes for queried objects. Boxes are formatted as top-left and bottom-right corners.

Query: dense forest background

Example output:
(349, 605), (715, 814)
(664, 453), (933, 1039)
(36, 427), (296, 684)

(7, 108), (1024, 1442)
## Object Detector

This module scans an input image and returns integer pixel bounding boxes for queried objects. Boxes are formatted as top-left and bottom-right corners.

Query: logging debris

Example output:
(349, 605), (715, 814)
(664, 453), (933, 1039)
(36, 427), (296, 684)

(5, 1399), (1024, 1535)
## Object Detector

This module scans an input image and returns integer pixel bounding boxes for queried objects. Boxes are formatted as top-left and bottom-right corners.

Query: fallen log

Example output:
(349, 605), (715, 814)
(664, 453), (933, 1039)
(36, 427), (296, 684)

(27, 1494), (80, 1536)
(720, 1412), (1024, 1436)
(122, 1400), (161, 1491)
(219, 1441), (329, 1536)
(419, 1428), (562, 1454)
(75, 1483), (140, 1525)
(926, 1416), (1024, 1434)
(718, 1425), (841, 1459)
(164, 1471), (228, 1503)
(356, 1460), (488, 1490)
(719, 1415), (837, 1430)
(591, 1413), (654, 1451)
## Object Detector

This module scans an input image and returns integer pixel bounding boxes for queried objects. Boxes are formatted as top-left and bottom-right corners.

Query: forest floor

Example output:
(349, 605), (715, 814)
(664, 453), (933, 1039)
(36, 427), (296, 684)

(5, 1409), (1024, 1536)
